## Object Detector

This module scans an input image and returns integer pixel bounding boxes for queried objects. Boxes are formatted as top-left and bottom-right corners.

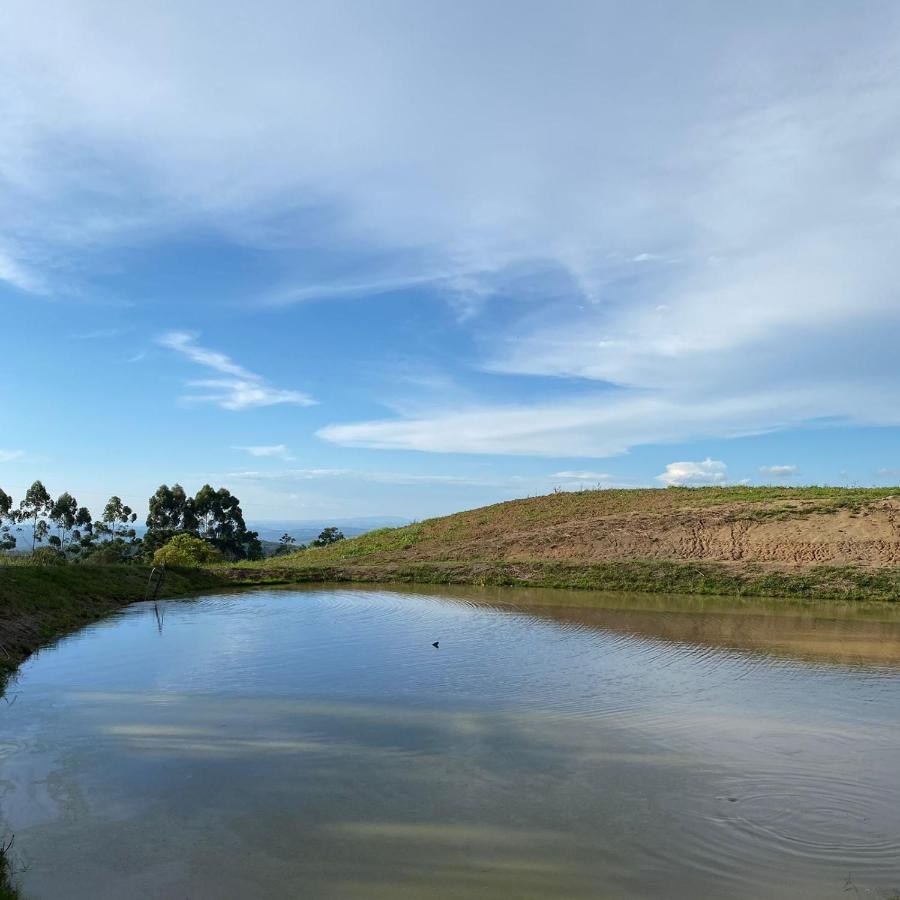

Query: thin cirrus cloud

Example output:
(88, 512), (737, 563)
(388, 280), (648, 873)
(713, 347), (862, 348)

(0, 449), (24, 464)
(158, 332), (314, 411)
(225, 468), (514, 487)
(552, 471), (612, 482)
(4, 4), (900, 460)
(233, 444), (294, 460)
(223, 468), (611, 491)
(318, 384), (900, 458)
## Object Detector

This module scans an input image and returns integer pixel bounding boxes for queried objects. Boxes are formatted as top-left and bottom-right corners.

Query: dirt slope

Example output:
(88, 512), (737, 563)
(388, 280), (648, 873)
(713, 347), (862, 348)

(278, 487), (900, 570)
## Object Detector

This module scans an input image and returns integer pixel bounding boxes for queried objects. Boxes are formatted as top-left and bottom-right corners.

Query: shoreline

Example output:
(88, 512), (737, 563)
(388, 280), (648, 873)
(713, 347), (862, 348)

(223, 557), (900, 601)
(3, 559), (898, 684)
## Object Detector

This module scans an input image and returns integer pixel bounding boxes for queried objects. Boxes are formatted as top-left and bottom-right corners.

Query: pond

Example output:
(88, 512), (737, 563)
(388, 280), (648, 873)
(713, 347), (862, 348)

(1, 585), (899, 899)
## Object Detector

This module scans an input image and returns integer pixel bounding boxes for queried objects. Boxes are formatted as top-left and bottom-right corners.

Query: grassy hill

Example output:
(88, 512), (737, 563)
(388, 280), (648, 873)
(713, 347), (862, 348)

(228, 486), (900, 600)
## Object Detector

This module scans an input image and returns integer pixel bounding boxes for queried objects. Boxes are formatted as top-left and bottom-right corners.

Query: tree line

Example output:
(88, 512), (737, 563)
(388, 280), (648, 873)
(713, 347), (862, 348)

(0, 481), (264, 563)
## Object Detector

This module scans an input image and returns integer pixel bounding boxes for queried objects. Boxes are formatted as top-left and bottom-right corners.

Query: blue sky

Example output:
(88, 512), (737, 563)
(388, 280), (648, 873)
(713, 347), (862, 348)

(4, 1), (900, 520)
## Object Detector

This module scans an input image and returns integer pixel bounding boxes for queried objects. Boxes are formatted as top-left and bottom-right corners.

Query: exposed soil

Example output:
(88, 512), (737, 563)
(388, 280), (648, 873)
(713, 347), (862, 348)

(437, 498), (900, 567)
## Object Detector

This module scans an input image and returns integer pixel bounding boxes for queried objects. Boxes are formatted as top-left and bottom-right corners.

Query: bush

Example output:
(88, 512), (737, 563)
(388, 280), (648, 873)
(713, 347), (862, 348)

(30, 546), (67, 566)
(80, 540), (136, 565)
(152, 533), (223, 567)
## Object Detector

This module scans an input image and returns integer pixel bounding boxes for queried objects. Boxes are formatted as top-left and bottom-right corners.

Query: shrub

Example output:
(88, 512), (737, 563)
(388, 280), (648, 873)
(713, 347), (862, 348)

(152, 533), (223, 567)
(30, 546), (67, 566)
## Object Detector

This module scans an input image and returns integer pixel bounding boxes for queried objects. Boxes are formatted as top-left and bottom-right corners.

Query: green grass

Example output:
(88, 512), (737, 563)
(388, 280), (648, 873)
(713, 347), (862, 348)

(229, 486), (900, 601)
(0, 564), (230, 680)
(223, 558), (900, 601)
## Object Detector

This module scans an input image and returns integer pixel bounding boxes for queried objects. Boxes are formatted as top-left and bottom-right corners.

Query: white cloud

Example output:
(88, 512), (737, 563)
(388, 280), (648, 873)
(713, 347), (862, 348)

(759, 464), (798, 478)
(552, 471), (612, 481)
(160, 331), (254, 379)
(233, 444), (293, 459)
(319, 383), (900, 457)
(4, 4), (900, 457)
(68, 327), (126, 340)
(0, 247), (43, 294)
(223, 467), (623, 491)
(226, 468), (504, 487)
(158, 331), (314, 411)
(655, 459), (728, 487)
(0, 449), (24, 463)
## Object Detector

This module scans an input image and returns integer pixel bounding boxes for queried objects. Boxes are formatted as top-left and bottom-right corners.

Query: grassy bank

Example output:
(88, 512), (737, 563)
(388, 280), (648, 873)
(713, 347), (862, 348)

(0, 564), (230, 681)
(224, 557), (900, 601)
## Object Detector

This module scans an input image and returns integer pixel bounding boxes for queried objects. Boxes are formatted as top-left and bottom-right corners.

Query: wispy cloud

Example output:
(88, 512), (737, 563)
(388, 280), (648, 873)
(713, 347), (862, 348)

(656, 459), (728, 487)
(68, 327), (127, 340)
(0, 449), (24, 463)
(233, 444), (294, 460)
(225, 468), (501, 487)
(552, 471), (612, 482)
(5, 4), (900, 461)
(319, 387), (888, 457)
(223, 467), (634, 494)
(0, 245), (44, 294)
(264, 273), (448, 307)
(759, 464), (798, 478)
(158, 332), (315, 411)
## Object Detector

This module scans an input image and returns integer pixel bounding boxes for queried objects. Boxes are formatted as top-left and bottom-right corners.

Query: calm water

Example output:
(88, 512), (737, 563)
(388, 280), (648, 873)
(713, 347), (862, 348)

(1, 585), (899, 899)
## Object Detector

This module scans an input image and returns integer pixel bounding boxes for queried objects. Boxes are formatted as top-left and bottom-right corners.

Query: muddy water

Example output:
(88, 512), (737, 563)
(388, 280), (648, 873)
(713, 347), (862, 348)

(0, 585), (898, 899)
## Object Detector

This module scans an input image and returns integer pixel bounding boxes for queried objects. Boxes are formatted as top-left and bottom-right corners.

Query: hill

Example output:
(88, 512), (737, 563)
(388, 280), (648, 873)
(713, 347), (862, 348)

(231, 486), (900, 599)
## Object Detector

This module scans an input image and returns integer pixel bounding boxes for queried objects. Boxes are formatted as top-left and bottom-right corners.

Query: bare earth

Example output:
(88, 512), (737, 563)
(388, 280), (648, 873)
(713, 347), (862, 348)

(299, 489), (900, 570)
(468, 498), (900, 567)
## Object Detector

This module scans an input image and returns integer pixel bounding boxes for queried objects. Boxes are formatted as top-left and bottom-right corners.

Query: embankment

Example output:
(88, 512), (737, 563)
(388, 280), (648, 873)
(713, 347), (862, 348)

(232, 486), (900, 600)
(0, 565), (229, 681)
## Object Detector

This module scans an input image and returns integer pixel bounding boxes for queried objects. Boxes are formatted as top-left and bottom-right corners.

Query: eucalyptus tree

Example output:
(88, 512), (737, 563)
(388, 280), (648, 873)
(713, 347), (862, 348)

(19, 480), (52, 552)
(50, 492), (79, 551)
(0, 487), (16, 553)
(73, 506), (93, 552)
(144, 483), (196, 554)
(100, 496), (137, 541)
(33, 519), (49, 549)
(192, 484), (262, 560)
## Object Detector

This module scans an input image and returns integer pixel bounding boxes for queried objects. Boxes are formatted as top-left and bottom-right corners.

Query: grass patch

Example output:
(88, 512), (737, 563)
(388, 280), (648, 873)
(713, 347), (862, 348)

(223, 558), (900, 601)
(0, 564), (230, 680)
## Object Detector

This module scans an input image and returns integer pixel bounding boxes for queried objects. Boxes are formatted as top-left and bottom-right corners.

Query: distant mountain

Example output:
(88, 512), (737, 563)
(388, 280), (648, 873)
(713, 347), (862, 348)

(248, 517), (410, 546)
(6, 517), (409, 556)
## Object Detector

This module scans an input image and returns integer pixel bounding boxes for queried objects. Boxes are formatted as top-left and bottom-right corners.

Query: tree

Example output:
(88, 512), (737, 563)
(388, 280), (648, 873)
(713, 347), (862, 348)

(144, 483), (196, 554)
(312, 526), (344, 547)
(50, 492), (79, 551)
(274, 532), (299, 556)
(19, 480), (52, 552)
(0, 488), (16, 554)
(100, 496), (137, 541)
(33, 519), (49, 548)
(152, 533), (223, 567)
(190, 484), (262, 561)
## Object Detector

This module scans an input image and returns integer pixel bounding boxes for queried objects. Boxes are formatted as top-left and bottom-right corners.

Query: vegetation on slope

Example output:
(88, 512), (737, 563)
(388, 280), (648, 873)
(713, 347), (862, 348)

(229, 486), (900, 600)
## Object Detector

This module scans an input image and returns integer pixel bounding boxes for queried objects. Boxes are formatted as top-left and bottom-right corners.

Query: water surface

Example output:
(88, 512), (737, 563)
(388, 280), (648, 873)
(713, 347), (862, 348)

(1, 585), (898, 899)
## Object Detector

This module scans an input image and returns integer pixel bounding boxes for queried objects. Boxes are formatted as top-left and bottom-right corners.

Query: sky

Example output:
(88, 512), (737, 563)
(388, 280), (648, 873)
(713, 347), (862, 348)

(4, 0), (900, 521)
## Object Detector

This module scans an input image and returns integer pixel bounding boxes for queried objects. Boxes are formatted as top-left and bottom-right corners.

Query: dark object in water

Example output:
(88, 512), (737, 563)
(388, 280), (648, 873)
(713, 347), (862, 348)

(432, 641), (439, 648)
